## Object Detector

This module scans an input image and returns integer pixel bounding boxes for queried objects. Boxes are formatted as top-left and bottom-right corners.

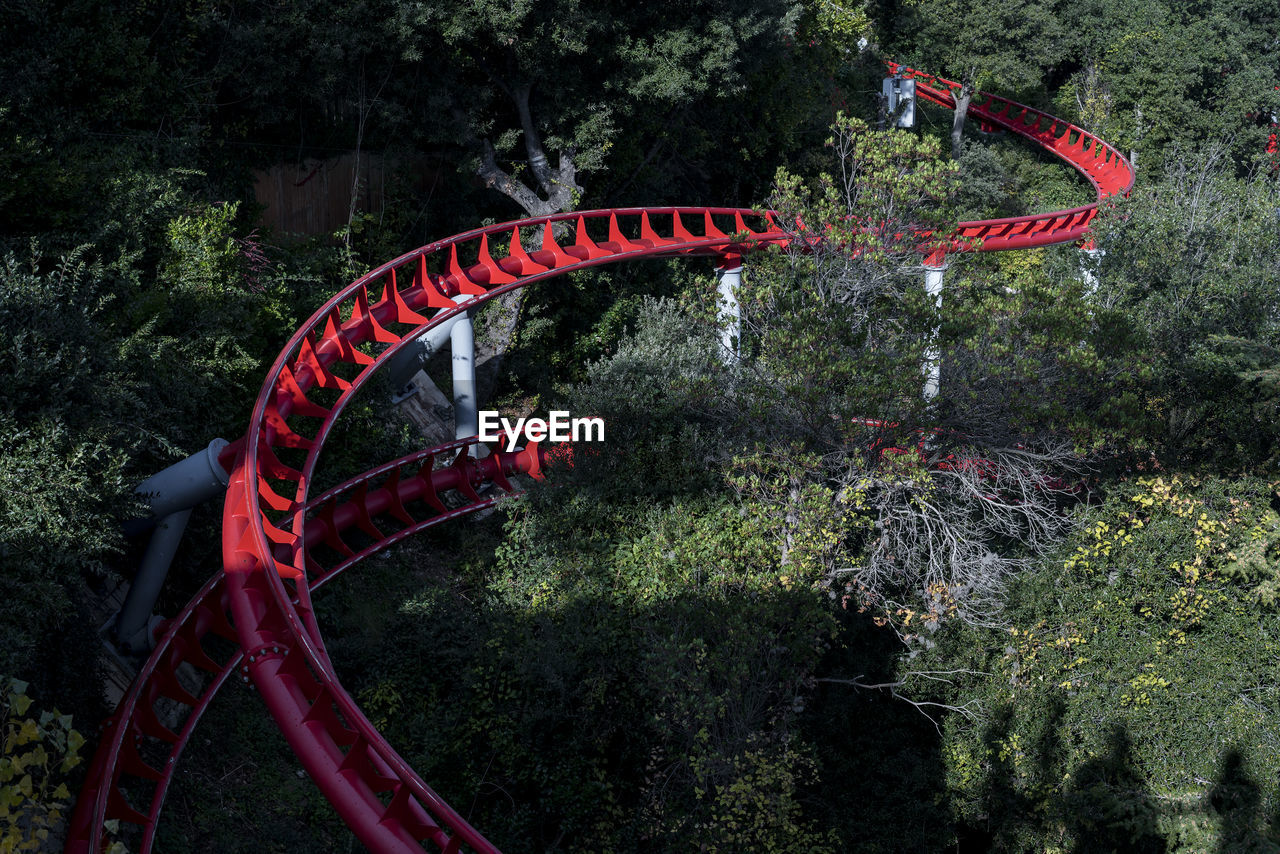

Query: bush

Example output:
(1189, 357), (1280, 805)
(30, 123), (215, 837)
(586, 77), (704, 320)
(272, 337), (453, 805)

(912, 475), (1280, 851)
(1, 678), (87, 853)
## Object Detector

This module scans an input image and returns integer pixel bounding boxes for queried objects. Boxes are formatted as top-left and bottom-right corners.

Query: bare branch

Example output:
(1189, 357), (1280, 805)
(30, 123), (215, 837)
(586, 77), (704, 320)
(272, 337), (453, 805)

(477, 138), (555, 217)
(816, 670), (986, 729)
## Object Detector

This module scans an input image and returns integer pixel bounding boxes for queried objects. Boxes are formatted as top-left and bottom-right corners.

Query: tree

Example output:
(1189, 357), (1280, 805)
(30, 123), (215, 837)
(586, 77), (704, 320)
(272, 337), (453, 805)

(1051, 0), (1280, 170)
(201, 0), (812, 378)
(1090, 141), (1280, 467)
(886, 0), (1067, 159)
(913, 475), (1280, 851)
(728, 116), (1092, 630)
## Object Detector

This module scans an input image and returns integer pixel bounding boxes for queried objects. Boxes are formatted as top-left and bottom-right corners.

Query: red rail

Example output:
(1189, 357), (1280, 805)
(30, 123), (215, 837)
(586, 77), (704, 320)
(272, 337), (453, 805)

(69, 69), (1134, 853)
(887, 63), (1135, 251)
(66, 439), (546, 853)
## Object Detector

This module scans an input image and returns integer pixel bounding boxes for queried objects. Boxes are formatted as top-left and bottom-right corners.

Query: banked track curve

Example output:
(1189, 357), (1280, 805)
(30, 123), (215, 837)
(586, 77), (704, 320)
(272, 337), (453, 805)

(67, 66), (1134, 854)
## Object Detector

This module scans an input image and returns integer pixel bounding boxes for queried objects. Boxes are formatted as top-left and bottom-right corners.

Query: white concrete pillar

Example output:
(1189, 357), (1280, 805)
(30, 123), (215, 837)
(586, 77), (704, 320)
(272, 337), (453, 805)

(448, 297), (479, 455)
(389, 312), (468, 400)
(923, 259), (947, 400)
(716, 260), (742, 362)
(1080, 246), (1104, 295)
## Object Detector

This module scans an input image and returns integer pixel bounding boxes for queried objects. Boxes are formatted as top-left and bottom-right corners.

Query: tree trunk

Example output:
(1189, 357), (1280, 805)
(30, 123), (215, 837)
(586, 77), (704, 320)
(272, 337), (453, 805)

(950, 81), (975, 161)
(471, 85), (584, 400)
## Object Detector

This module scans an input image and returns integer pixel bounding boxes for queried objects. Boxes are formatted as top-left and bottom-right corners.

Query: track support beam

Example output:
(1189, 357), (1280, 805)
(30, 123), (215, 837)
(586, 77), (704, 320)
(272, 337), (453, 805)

(450, 299), (479, 453)
(716, 258), (742, 362)
(114, 439), (230, 652)
(923, 255), (947, 400)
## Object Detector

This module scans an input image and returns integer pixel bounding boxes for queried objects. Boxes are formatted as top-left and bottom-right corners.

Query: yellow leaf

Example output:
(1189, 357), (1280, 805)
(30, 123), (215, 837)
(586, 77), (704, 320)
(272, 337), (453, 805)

(16, 720), (39, 746)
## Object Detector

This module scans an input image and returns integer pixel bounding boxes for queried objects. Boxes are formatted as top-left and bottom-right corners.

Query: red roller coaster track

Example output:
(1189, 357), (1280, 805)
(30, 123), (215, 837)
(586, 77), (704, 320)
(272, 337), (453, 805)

(66, 66), (1134, 853)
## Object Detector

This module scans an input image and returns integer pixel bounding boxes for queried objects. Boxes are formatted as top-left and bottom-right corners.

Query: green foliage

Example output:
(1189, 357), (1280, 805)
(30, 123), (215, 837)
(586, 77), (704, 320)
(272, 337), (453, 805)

(0, 247), (131, 689)
(152, 676), (359, 853)
(4, 3), (1280, 851)
(1093, 150), (1280, 468)
(955, 135), (1096, 221)
(501, 260), (701, 400)
(811, 0), (872, 42)
(1219, 507), (1280, 608)
(1051, 0), (1280, 168)
(940, 248), (1147, 450)
(915, 475), (1280, 851)
(893, 0), (1066, 94)
(339, 496), (839, 853)
(0, 184), (345, 705)
(205, 0), (817, 210)
(734, 115), (1089, 632)
(749, 114), (958, 424)
(1, 678), (87, 853)
(887, 0), (1280, 169)
(162, 202), (242, 295)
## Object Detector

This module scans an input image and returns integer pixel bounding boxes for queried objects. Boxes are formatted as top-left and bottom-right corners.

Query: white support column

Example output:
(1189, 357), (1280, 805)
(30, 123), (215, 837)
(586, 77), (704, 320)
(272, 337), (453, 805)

(389, 312), (468, 401)
(1079, 246), (1104, 295)
(923, 258), (947, 401)
(448, 296), (479, 455)
(716, 259), (742, 362)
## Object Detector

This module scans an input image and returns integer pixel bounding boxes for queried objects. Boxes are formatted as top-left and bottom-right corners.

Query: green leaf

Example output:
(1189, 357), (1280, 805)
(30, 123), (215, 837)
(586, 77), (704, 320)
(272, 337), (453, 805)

(16, 720), (39, 746)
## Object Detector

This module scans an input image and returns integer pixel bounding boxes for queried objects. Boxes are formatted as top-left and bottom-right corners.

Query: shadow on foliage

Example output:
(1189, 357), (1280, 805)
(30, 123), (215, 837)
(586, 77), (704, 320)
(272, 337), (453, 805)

(972, 694), (1073, 850)
(958, 701), (1167, 852)
(1210, 748), (1275, 854)
(309, 564), (954, 854)
(796, 605), (952, 853)
(1063, 724), (1163, 854)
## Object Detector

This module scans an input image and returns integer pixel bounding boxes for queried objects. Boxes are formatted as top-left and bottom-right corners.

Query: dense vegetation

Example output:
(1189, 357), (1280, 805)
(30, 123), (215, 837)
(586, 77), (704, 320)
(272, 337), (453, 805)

(2, 0), (1280, 851)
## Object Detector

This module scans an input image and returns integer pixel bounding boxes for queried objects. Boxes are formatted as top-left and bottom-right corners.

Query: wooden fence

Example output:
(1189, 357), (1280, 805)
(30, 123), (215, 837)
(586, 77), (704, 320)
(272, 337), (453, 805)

(252, 153), (439, 237)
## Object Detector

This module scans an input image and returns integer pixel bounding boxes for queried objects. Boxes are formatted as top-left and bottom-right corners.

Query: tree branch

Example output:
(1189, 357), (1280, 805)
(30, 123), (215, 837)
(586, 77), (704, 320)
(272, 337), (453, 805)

(816, 670), (987, 729)
(514, 83), (554, 196)
(477, 138), (553, 217)
(553, 146), (581, 211)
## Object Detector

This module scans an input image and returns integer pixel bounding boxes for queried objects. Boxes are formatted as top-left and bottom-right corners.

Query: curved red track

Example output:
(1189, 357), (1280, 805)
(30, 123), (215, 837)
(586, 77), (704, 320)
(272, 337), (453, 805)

(67, 67), (1133, 853)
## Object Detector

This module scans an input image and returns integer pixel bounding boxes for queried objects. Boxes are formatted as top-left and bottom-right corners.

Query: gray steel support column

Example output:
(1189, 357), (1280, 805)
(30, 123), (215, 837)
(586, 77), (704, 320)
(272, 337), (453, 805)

(716, 262), (742, 362)
(134, 438), (230, 518)
(114, 438), (230, 651)
(923, 261), (947, 400)
(388, 312), (466, 399)
(114, 508), (192, 652)
(449, 296), (479, 454)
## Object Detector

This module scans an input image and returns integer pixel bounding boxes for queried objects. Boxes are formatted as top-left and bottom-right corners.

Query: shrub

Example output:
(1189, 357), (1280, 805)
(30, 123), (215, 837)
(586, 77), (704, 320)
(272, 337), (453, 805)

(913, 475), (1280, 851)
(1, 678), (88, 854)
